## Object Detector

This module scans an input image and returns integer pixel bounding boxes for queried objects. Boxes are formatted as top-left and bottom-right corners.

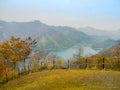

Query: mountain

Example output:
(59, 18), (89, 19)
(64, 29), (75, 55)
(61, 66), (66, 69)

(78, 27), (120, 40)
(101, 41), (120, 57)
(0, 31), (5, 42)
(91, 39), (118, 51)
(0, 20), (97, 52)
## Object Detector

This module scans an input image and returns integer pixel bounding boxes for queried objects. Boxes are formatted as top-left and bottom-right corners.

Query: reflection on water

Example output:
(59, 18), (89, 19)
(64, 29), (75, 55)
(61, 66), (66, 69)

(51, 46), (99, 61)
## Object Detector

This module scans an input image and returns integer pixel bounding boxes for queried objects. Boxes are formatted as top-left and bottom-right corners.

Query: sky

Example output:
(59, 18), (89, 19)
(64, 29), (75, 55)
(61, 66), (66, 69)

(0, 0), (120, 30)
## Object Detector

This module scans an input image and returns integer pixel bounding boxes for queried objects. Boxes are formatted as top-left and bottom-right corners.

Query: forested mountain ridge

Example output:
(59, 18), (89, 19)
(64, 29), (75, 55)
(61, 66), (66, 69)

(0, 20), (99, 51)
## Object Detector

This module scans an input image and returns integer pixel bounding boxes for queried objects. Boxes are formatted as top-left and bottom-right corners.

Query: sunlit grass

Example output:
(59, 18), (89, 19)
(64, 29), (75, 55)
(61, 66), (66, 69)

(0, 70), (120, 90)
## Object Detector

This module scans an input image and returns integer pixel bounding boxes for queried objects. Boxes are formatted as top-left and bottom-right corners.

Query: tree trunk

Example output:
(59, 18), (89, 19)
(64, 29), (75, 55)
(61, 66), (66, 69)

(24, 58), (26, 72)
(13, 62), (16, 71)
(40, 62), (42, 71)
(5, 73), (8, 83)
(12, 62), (16, 79)
(28, 64), (30, 74)
(53, 59), (55, 70)
(85, 59), (88, 69)
(102, 58), (105, 69)
(18, 67), (20, 78)
(68, 60), (70, 70)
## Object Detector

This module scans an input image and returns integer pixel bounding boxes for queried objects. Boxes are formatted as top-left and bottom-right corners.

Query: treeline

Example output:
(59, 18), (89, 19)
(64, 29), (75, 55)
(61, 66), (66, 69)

(70, 44), (120, 70)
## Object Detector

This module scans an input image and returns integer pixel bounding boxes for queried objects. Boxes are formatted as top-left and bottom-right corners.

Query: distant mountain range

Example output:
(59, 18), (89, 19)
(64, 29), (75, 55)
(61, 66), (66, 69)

(78, 27), (120, 51)
(91, 39), (118, 51)
(0, 20), (119, 52)
(78, 27), (120, 40)
(0, 31), (5, 42)
(0, 20), (98, 52)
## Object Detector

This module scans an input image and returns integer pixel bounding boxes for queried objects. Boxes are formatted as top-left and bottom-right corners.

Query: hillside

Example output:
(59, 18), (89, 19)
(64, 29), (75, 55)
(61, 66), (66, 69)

(0, 20), (118, 53)
(0, 31), (5, 42)
(0, 70), (120, 90)
(103, 42), (120, 57)
(0, 20), (97, 52)
(78, 27), (120, 40)
(91, 39), (118, 51)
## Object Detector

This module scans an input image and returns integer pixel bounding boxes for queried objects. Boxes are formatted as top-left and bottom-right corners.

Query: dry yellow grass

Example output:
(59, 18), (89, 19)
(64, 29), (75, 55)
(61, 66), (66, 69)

(0, 70), (120, 90)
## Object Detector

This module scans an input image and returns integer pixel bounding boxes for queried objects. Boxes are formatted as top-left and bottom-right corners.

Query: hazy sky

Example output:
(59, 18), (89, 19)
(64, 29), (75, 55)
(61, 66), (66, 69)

(0, 0), (120, 30)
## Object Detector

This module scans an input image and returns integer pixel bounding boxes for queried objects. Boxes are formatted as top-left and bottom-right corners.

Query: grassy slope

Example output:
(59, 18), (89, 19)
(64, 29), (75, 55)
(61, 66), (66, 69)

(0, 70), (120, 90)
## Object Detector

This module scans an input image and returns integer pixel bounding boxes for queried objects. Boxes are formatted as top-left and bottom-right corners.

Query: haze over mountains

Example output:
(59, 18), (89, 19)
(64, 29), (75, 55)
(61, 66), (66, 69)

(79, 27), (120, 40)
(0, 20), (119, 52)
(91, 39), (118, 51)
(0, 20), (95, 51)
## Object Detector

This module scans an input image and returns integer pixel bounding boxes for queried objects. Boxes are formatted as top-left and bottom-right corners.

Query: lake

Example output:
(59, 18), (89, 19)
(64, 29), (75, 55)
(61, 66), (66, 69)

(51, 45), (99, 61)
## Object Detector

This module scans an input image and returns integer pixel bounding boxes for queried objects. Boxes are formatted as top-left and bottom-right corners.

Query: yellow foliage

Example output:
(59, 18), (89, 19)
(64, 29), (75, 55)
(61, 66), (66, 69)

(0, 36), (31, 70)
(56, 58), (64, 67)
(0, 62), (11, 77)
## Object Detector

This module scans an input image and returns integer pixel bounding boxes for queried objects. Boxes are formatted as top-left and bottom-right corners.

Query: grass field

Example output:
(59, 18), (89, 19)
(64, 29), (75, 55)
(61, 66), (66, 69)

(0, 70), (120, 90)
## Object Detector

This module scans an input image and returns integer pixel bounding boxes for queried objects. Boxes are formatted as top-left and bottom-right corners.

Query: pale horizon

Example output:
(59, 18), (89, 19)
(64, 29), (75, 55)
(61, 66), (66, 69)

(0, 0), (120, 30)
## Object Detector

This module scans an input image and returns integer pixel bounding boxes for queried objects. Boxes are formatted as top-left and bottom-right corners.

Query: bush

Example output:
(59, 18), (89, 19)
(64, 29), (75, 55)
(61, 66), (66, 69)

(91, 66), (98, 70)
(43, 65), (53, 70)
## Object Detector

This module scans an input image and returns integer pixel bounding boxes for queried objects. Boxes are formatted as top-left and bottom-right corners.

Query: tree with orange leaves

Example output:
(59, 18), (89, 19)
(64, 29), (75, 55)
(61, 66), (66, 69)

(113, 43), (120, 61)
(0, 61), (11, 82)
(0, 36), (31, 71)
(0, 61), (7, 77)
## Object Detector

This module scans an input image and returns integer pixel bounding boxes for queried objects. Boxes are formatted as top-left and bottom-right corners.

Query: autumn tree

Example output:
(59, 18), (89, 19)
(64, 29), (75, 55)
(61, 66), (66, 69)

(74, 48), (83, 61)
(0, 61), (11, 82)
(112, 43), (120, 69)
(113, 43), (120, 61)
(23, 37), (37, 71)
(0, 36), (31, 71)
(0, 41), (10, 64)
(56, 58), (65, 68)
(25, 36), (37, 49)
(0, 62), (7, 77)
